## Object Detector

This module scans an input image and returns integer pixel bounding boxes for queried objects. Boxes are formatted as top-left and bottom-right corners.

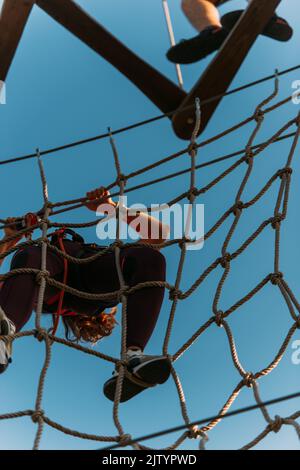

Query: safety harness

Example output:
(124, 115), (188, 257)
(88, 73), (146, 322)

(46, 228), (84, 336)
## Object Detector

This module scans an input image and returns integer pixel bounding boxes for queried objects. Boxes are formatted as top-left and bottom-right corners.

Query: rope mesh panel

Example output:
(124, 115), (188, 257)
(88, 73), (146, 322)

(0, 80), (299, 450)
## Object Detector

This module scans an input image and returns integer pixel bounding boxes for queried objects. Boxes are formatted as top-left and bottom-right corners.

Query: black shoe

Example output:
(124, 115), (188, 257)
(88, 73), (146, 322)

(166, 26), (229, 64)
(0, 309), (15, 374)
(103, 353), (171, 403)
(221, 10), (293, 42)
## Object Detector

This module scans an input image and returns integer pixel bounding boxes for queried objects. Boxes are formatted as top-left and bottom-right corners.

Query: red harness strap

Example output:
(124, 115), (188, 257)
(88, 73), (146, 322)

(46, 232), (123, 336)
(47, 228), (69, 336)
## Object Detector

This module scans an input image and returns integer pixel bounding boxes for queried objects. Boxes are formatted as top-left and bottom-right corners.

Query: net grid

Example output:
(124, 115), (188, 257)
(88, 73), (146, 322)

(0, 76), (300, 450)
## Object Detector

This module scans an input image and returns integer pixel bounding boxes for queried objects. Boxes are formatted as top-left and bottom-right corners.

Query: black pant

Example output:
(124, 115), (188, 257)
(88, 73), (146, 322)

(0, 241), (166, 350)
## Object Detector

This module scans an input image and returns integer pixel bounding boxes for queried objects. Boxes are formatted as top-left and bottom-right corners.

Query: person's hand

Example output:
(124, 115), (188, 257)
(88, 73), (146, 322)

(85, 187), (116, 212)
(4, 218), (23, 244)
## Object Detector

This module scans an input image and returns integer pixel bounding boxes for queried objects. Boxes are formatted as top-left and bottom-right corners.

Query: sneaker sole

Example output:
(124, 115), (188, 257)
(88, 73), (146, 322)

(103, 373), (148, 403)
(132, 357), (171, 385)
(0, 319), (12, 374)
(0, 319), (9, 336)
(221, 11), (293, 42)
(103, 358), (171, 403)
(167, 30), (228, 64)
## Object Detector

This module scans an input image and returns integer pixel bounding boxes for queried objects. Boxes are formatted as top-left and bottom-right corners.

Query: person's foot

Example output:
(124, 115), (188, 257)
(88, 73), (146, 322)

(166, 26), (229, 64)
(103, 349), (171, 403)
(0, 308), (16, 374)
(221, 10), (293, 42)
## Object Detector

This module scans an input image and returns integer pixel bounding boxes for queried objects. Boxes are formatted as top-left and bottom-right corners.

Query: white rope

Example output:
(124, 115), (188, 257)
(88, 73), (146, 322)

(161, 0), (184, 89)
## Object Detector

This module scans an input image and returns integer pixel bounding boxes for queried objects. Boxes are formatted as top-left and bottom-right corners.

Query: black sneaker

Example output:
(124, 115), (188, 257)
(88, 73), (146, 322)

(0, 308), (15, 374)
(103, 350), (171, 403)
(166, 26), (229, 64)
(221, 10), (293, 42)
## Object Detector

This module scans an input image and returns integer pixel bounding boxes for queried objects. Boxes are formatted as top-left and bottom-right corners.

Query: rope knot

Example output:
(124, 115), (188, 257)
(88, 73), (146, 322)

(119, 285), (129, 298)
(270, 214), (284, 229)
(243, 372), (255, 388)
(245, 150), (254, 165)
(118, 433), (132, 446)
(34, 328), (48, 342)
(165, 353), (173, 364)
(112, 240), (124, 252)
(220, 252), (231, 269)
(269, 415), (283, 433)
(254, 109), (265, 122)
(36, 270), (50, 285)
(187, 142), (198, 156)
(169, 287), (182, 301)
(187, 425), (200, 439)
(215, 311), (224, 327)
(179, 236), (192, 248)
(278, 167), (293, 179)
(270, 272), (283, 285)
(117, 174), (127, 185)
(115, 360), (126, 371)
(232, 200), (244, 216)
(187, 187), (198, 201)
(31, 410), (44, 424)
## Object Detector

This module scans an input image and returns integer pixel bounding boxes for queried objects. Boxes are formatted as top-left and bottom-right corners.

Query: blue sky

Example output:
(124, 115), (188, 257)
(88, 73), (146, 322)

(0, 0), (299, 450)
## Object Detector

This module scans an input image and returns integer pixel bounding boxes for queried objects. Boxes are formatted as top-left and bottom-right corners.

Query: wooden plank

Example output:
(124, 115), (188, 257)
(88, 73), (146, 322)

(172, 0), (282, 140)
(0, 0), (35, 81)
(36, 0), (186, 114)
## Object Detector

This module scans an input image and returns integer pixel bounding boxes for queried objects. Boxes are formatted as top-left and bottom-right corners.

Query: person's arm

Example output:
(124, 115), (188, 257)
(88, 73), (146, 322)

(85, 187), (170, 246)
(0, 218), (24, 269)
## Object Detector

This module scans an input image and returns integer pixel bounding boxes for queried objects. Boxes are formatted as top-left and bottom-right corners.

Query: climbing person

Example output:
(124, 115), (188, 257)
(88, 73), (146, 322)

(167, 0), (293, 64)
(0, 218), (25, 371)
(0, 188), (171, 403)
(0, 218), (24, 269)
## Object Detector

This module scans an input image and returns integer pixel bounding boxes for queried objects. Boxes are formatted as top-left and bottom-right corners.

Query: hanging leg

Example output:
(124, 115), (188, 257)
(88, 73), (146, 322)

(0, 246), (65, 332)
(167, 0), (230, 64)
(91, 245), (171, 403)
(172, 0), (282, 140)
(221, 5), (293, 43)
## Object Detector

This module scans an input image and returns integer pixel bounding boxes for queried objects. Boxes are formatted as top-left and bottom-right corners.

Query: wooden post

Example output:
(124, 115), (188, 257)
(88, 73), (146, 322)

(0, 0), (35, 81)
(36, 0), (186, 114)
(172, 0), (282, 140)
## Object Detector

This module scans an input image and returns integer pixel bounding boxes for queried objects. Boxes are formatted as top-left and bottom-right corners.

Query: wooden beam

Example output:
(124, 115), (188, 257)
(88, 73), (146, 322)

(0, 0), (35, 81)
(172, 0), (282, 140)
(36, 0), (186, 114)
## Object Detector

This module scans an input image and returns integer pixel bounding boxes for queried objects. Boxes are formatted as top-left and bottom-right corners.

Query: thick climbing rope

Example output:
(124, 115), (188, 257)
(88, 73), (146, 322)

(0, 78), (300, 449)
(161, 0), (184, 89)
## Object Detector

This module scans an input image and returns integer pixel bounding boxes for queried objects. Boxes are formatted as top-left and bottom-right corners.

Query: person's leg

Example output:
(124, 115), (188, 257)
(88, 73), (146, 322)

(166, 0), (229, 64)
(102, 245), (169, 402)
(182, 0), (223, 32)
(0, 246), (65, 331)
(121, 246), (166, 352)
(80, 245), (166, 352)
(221, 1), (293, 43)
(0, 245), (66, 374)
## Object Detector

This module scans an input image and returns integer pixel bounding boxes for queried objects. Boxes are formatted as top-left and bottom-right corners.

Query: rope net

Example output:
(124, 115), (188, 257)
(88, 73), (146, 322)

(0, 75), (300, 450)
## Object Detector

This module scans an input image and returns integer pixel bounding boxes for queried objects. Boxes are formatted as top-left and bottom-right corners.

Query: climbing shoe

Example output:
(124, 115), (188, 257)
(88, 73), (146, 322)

(221, 10), (293, 42)
(0, 308), (16, 374)
(103, 350), (171, 403)
(166, 26), (229, 64)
